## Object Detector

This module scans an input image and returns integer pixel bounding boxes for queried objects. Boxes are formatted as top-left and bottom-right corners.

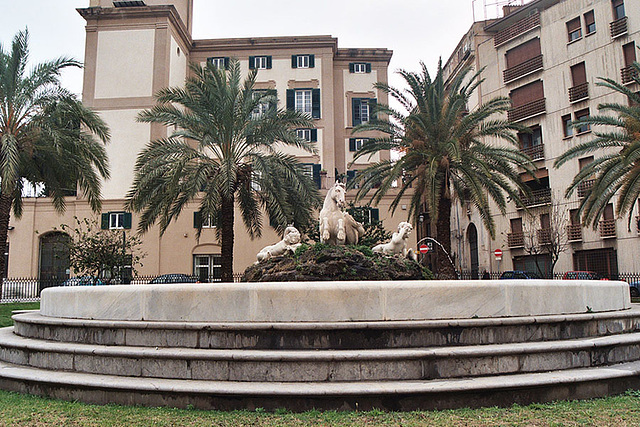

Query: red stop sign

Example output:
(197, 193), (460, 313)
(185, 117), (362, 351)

(494, 249), (503, 258)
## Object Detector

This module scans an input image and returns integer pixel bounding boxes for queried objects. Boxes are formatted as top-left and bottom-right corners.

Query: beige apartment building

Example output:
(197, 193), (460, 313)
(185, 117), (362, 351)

(441, 0), (639, 278)
(5, 0), (415, 281)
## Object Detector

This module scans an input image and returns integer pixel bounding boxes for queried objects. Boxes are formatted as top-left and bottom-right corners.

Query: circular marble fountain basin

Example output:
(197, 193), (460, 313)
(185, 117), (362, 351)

(40, 280), (631, 323)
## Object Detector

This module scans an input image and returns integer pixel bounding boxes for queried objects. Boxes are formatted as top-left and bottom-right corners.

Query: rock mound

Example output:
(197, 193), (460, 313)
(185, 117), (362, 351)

(242, 243), (433, 282)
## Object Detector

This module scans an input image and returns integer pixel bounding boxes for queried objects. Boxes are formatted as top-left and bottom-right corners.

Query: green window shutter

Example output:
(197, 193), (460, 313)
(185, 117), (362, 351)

(346, 170), (356, 184)
(266, 56), (272, 69)
(286, 89), (295, 111)
(267, 89), (278, 112)
(312, 164), (321, 189)
(370, 98), (377, 120)
(249, 56), (255, 69)
(123, 212), (132, 230)
(309, 55), (315, 68)
(366, 63), (372, 73)
(349, 63), (355, 73)
(311, 88), (321, 119)
(352, 98), (362, 126)
(224, 57), (230, 68)
(193, 211), (202, 229)
(291, 55), (297, 68)
(310, 129), (318, 142)
(101, 213), (109, 230)
(349, 138), (356, 152)
(371, 208), (379, 223)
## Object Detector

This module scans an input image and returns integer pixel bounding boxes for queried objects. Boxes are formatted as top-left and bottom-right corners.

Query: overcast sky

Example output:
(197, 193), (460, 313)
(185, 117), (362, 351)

(0, 0), (497, 96)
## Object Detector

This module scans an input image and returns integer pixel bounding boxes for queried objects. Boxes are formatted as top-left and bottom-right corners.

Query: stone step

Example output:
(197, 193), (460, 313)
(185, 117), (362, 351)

(13, 308), (640, 350)
(2, 327), (640, 382)
(1, 358), (639, 411)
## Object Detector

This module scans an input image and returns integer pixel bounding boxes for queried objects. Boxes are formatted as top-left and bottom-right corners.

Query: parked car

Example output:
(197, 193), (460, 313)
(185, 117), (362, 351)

(62, 276), (104, 286)
(499, 270), (542, 280)
(562, 271), (606, 280)
(630, 282), (640, 298)
(149, 274), (198, 284)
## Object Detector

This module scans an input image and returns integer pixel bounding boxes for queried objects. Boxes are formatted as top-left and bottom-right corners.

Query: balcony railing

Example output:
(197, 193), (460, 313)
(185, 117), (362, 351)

(599, 219), (616, 238)
(577, 178), (595, 198)
(508, 98), (546, 122)
(495, 12), (541, 46)
(503, 55), (543, 83)
(521, 143), (544, 160)
(569, 82), (589, 103)
(508, 232), (524, 247)
(521, 187), (552, 207)
(621, 65), (638, 85)
(567, 224), (583, 241)
(610, 16), (628, 38)
(537, 228), (551, 245)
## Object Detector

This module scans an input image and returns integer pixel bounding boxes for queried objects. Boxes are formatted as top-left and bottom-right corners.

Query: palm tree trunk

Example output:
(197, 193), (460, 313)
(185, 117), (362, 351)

(220, 196), (235, 283)
(0, 192), (12, 294)
(436, 194), (456, 279)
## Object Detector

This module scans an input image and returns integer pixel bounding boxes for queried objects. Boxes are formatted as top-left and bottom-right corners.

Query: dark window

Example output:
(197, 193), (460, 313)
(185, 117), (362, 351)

(207, 57), (229, 68)
(349, 138), (369, 152)
(571, 62), (587, 86)
(505, 38), (541, 69)
(101, 212), (132, 230)
(349, 63), (372, 73)
(286, 89), (321, 119)
(567, 17), (582, 42)
(510, 80), (544, 108)
(193, 254), (222, 282)
(352, 98), (377, 126)
(623, 42), (637, 66)
(511, 218), (523, 233)
(519, 125), (542, 149)
(570, 209), (580, 225)
(584, 11), (596, 34)
(612, 0), (625, 20)
(562, 114), (573, 137)
(249, 56), (272, 70)
(291, 54), (315, 69)
(575, 108), (590, 133)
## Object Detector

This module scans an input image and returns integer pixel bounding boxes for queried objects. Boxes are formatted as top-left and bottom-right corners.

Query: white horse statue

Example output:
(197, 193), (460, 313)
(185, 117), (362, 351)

(256, 226), (303, 263)
(319, 182), (364, 245)
(372, 221), (417, 261)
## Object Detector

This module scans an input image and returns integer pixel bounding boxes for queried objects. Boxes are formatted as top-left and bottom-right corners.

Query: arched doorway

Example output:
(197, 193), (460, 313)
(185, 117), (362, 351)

(39, 232), (70, 288)
(468, 223), (479, 279)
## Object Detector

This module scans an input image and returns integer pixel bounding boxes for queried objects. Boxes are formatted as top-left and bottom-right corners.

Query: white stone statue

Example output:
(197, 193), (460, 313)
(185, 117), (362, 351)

(319, 182), (364, 245)
(256, 226), (303, 263)
(372, 221), (417, 261)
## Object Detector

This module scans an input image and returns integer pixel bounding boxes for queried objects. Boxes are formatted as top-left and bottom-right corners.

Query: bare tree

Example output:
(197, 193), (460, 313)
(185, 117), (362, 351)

(521, 195), (570, 278)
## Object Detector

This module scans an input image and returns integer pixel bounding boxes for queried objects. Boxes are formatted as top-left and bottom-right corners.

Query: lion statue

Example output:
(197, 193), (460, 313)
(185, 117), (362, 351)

(372, 221), (417, 261)
(256, 226), (303, 263)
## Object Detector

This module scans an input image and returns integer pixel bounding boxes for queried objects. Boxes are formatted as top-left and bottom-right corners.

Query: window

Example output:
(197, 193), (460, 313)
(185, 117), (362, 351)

(623, 42), (637, 67)
(296, 128), (317, 142)
(584, 11), (596, 34)
(612, 0), (625, 20)
(349, 63), (371, 73)
(510, 80), (544, 108)
(249, 56), (272, 70)
(349, 138), (368, 152)
(519, 125), (542, 149)
(505, 38), (541, 69)
(251, 89), (276, 119)
(207, 57), (229, 68)
(575, 108), (590, 134)
(251, 170), (262, 192)
(193, 211), (215, 228)
(101, 212), (132, 230)
(286, 89), (321, 119)
(302, 163), (321, 189)
(352, 98), (376, 126)
(571, 62), (587, 86)
(292, 54), (314, 69)
(193, 254), (221, 282)
(567, 17), (582, 42)
(562, 115), (573, 137)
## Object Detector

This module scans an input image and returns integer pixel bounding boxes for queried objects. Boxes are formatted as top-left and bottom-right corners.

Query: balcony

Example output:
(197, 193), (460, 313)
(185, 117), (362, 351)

(504, 55), (543, 83)
(522, 143), (545, 160)
(567, 224), (583, 242)
(495, 12), (541, 46)
(569, 82), (589, 103)
(537, 228), (551, 245)
(599, 219), (616, 238)
(621, 65), (638, 85)
(508, 98), (546, 122)
(577, 179), (595, 198)
(610, 16), (628, 38)
(508, 232), (524, 248)
(521, 187), (551, 208)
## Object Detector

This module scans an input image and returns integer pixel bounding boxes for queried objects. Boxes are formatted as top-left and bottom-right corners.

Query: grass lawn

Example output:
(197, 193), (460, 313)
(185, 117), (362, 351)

(0, 302), (639, 426)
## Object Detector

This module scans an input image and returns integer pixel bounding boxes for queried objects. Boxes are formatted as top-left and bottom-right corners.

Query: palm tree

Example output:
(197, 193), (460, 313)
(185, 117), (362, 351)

(554, 62), (640, 229)
(126, 60), (320, 282)
(0, 30), (110, 281)
(351, 61), (534, 278)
